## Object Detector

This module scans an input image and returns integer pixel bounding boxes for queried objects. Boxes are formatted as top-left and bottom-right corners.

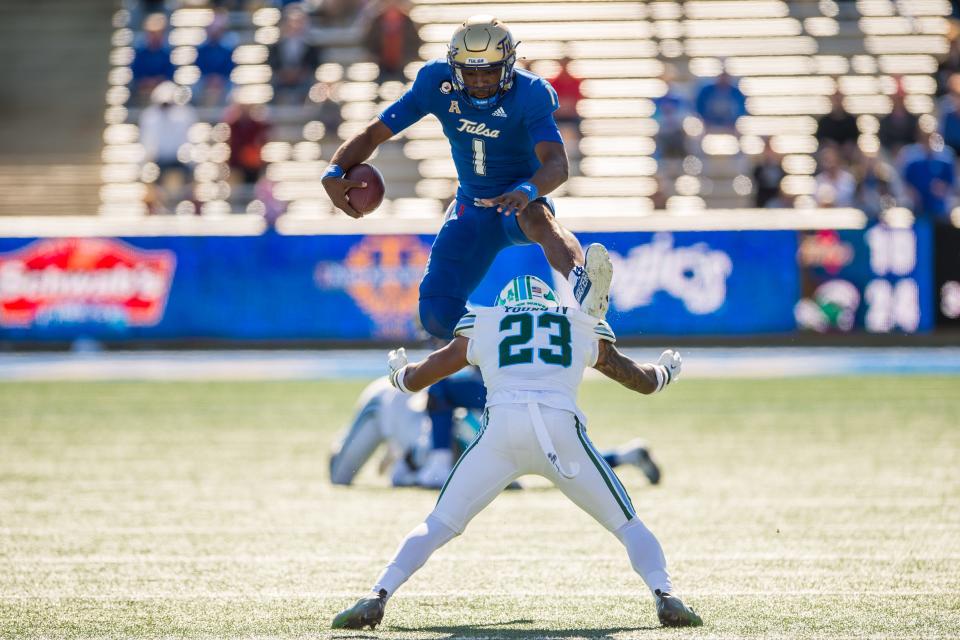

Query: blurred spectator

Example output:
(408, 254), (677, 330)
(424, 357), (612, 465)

(650, 175), (668, 210)
(854, 152), (905, 219)
(878, 88), (918, 155)
(694, 69), (746, 130)
(364, 0), (422, 82)
(939, 74), (960, 155)
(130, 14), (175, 104)
(139, 82), (196, 213)
(254, 175), (287, 226)
(936, 33), (960, 97)
(268, 6), (321, 105)
(547, 57), (584, 155)
(814, 145), (856, 208)
(308, 81), (344, 134)
(752, 138), (785, 208)
(225, 101), (271, 184)
(194, 8), (237, 107)
(139, 83), (195, 179)
(317, 0), (367, 26)
(898, 126), (956, 221)
(654, 65), (692, 158)
(816, 91), (860, 157)
(763, 184), (796, 209)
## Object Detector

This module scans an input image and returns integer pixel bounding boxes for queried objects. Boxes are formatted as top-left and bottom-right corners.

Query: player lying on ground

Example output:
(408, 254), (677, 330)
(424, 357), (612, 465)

(329, 375), (662, 488)
(331, 276), (702, 629)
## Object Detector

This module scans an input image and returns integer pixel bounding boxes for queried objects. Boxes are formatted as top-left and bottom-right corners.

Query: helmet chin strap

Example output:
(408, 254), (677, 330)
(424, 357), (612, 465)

(451, 61), (513, 110)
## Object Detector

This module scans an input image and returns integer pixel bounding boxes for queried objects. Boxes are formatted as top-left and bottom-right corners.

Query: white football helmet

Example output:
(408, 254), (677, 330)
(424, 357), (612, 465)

(447, 15), (518, 110)
(495, 275), (560, 309)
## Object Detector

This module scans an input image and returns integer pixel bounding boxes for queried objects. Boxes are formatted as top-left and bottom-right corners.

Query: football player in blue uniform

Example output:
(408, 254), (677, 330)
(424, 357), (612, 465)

(322, 15), (615, 486)
(321, 14), (613, 340)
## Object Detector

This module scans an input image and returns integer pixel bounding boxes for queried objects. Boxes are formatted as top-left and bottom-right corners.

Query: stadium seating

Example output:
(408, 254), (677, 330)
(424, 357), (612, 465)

(98, 0), (952, 218)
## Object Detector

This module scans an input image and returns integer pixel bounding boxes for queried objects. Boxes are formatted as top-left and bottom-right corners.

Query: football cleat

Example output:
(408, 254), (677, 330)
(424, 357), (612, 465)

(331, 589), (387, 629)
(655, 590), (703, 627)
(415, 448), (453, 489)
(614, 439), (661, 485)
(576, 243), (613, 320)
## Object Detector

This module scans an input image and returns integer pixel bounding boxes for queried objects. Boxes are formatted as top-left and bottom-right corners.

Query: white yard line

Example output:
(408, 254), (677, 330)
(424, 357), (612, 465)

(0, 348), (958, 381)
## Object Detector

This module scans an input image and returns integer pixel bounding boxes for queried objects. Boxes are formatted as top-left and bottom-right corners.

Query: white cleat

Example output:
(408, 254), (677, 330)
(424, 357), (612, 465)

(415, 448), (453, 489)
(576, 243), (613, 320)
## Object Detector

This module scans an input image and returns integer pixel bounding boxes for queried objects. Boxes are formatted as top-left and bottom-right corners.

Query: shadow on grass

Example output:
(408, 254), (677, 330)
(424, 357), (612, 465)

(386, 620), (659, 638)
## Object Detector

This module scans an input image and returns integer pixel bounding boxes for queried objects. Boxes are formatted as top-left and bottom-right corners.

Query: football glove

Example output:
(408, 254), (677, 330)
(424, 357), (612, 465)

(387, 348), (411, 393)
(654, 349), (682, 391)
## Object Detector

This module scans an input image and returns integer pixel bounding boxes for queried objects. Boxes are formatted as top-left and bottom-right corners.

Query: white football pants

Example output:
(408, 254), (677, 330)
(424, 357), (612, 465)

(373, 403), (673, 597)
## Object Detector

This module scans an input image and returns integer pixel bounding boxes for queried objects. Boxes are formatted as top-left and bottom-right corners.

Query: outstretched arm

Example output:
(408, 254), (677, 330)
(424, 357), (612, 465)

(593, 341), (681, 395)
(321, 119), (395, 218)
(388, 337), (470, 393)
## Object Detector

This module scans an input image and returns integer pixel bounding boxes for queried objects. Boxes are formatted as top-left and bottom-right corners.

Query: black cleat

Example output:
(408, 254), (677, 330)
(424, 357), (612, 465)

(655, 589), (703, 627)
(615, 439), (662, 485)
(331, 589), (387, 629)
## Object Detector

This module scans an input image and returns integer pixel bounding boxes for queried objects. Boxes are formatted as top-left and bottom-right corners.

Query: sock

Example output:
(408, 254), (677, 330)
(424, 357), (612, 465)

(614, 518), (673, 595)
(427, 382), (454, 450)
(602, 451), (620, 468)
(372, 514), (459, 598)
(567, 265), (589, 306)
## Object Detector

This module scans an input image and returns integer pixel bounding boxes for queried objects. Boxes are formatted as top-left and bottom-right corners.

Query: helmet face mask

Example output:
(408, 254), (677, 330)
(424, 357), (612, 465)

(495, 275), (560, 310)
(448, 15), (518, 110)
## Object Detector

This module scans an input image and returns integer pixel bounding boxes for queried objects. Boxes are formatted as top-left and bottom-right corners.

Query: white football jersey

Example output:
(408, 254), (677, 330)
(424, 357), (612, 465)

(454, 305), (615, 424)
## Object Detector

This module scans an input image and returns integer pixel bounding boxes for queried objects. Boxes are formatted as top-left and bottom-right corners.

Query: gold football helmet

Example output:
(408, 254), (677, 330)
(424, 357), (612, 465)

(447, 15), (518, 110)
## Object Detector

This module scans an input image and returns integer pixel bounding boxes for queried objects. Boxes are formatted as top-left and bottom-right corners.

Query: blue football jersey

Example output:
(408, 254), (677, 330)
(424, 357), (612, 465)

(379, 59), (563, 201)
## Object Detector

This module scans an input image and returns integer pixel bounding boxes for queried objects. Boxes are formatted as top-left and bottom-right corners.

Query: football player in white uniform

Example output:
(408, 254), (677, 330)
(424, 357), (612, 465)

(331, 275), (702, 629)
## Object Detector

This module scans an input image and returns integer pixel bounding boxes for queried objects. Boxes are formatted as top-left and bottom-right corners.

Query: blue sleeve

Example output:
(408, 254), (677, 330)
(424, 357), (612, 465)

(527, 113), (563, 144)
(525, 78), (563, 144)
(378, 66), (430, 134)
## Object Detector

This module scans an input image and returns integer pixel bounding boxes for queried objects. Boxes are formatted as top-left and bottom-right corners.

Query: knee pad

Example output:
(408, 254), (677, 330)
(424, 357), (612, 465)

(419, 296), (467, 340)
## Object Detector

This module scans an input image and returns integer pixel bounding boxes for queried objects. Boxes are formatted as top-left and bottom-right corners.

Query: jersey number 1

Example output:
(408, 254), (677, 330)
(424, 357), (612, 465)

(498, 312), (572, 368)
(472, 138), (486, 175)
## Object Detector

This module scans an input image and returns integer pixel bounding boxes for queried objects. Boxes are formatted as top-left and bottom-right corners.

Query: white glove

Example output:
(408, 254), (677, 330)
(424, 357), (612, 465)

(387, 347), (411, 393)
(387, 347), (408, 374)
(655, 349), (682, 390)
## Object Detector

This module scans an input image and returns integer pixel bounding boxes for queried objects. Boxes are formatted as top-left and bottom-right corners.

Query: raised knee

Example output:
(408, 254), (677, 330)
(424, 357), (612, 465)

(418, 296), (469, 341)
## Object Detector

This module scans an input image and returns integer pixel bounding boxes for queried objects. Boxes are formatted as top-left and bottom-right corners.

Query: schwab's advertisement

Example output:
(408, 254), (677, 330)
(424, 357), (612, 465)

(0, 224), (932, 343)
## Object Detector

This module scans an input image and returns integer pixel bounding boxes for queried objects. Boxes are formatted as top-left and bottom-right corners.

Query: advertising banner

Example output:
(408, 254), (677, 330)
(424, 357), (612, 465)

(0, 223), (933, 343)
(579, 230), (800, 335)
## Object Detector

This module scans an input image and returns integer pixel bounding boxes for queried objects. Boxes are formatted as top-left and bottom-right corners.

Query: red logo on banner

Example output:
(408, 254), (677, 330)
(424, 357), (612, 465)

(314, 235), (430, 337)
(0, 238), (176, 328)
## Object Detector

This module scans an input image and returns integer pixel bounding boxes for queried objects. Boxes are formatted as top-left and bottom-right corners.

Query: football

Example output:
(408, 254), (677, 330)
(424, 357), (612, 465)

(345, 163), (386, 215)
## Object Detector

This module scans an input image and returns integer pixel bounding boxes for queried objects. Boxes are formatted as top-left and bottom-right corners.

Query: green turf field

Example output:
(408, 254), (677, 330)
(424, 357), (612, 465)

(1, 377), (958, 639)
